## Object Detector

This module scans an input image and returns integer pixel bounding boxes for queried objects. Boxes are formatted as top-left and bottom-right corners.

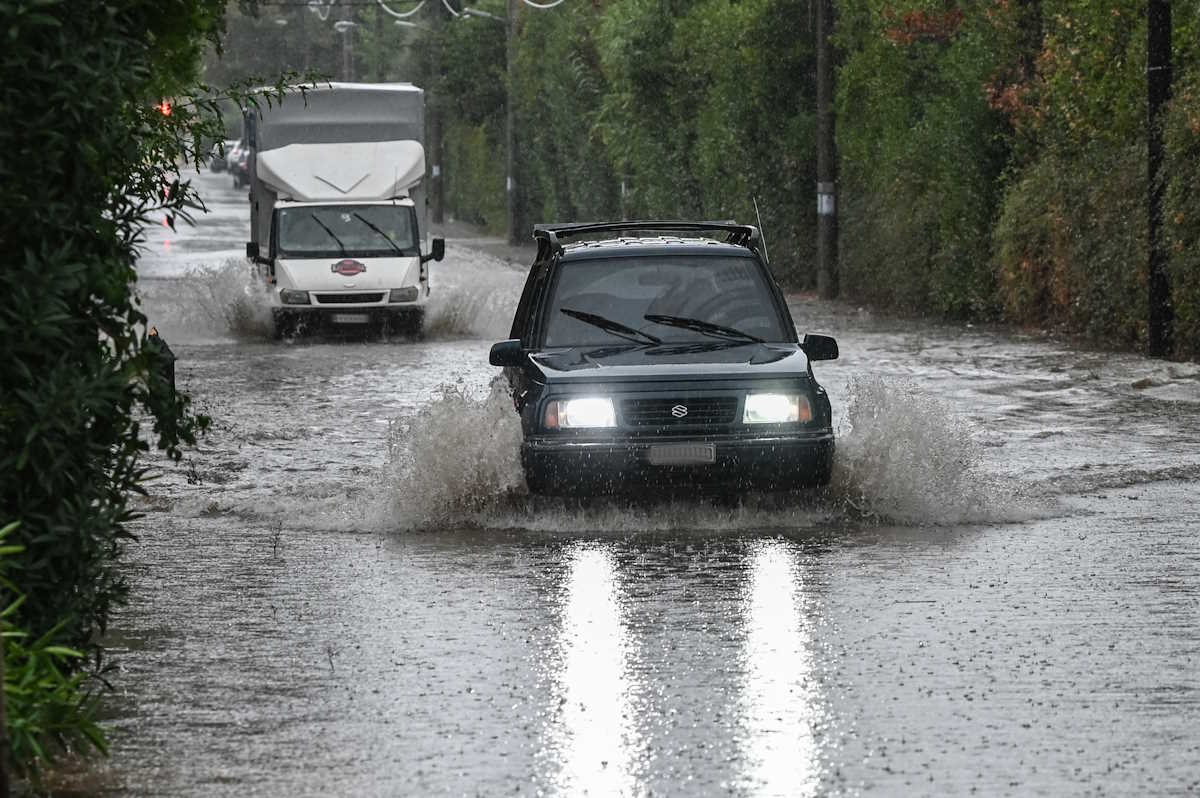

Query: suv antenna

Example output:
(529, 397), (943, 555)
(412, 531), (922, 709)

(752, 196), (770, 263)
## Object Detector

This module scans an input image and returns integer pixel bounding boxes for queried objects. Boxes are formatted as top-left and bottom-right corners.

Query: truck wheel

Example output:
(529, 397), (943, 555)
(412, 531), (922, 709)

(387, 309), (424, 340)
(271, 310), (295, 340)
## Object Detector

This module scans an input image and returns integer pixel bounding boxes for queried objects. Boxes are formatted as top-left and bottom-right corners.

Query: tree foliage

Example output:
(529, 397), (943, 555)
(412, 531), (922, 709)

(203, 0), (1200, 353)
(0, 0), (251, 773)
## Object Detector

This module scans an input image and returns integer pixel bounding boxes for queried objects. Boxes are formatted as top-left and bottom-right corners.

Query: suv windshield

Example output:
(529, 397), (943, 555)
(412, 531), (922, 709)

(542, 254), (789, 347)
(277, 204), (419, 259)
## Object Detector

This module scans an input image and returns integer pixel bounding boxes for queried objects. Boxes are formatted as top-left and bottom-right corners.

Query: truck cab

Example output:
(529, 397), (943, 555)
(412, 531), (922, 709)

(260, 197), (441, 335)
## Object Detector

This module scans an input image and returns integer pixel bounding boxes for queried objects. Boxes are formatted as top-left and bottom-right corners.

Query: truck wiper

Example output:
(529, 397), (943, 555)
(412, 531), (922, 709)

(643, 314), (764, 343)
(309, 213), (346, 254)
(560, 308), (662, 345)
(351, 212), (408, 254)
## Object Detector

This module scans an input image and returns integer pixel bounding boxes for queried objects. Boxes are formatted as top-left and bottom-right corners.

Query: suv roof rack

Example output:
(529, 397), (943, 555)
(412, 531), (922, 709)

(532, 220), (762, 261)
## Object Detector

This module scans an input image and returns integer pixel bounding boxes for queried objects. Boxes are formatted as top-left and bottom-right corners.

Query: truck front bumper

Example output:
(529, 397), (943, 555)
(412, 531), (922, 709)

(272, 305), (424, 333)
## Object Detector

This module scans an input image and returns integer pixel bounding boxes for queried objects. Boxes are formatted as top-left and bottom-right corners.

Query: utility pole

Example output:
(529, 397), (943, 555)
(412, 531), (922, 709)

(429, 4), (444, 224)
(1147, 0), (1173, 357)
(374, 6), (386, 81)
(506, 0), (520, 245)
(815, 0), (838, 299)
(338, 6), (356, 81)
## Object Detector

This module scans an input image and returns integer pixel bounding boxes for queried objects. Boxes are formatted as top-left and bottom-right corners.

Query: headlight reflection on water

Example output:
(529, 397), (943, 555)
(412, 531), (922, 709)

(739, 541), (822, 796)
(540, 541), (823, 796)
(547, 545), (639, 795)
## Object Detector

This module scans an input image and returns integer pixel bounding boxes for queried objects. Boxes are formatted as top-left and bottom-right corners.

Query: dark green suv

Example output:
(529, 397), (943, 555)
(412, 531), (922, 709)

(489, 221), (839, 496)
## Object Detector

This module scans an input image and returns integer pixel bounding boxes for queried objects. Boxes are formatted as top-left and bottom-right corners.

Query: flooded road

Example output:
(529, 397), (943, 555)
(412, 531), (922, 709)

(65, 171), (1200, 795)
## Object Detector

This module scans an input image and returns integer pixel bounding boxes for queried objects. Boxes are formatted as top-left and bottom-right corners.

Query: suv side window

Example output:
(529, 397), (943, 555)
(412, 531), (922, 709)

(510, 261), (543, 343)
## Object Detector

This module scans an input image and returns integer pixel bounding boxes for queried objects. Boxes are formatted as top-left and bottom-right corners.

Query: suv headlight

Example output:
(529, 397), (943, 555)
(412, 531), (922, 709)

(279, 289), (310, 305)
(389, 286), (419, 303)
(743, 393), (812, 424)
(544, 397), (616, 429)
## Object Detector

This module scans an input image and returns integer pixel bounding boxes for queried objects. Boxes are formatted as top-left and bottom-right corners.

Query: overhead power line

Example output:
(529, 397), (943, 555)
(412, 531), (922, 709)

(376, 0), (427, 18)
(256, 0), (564, 8)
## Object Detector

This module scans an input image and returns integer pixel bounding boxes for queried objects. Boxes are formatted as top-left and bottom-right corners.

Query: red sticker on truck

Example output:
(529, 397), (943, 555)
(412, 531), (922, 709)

(331, 259), (366, 276)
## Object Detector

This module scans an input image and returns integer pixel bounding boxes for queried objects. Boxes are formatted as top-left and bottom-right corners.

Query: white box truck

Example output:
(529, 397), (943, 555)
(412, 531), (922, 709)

(243, 82), (444, 337)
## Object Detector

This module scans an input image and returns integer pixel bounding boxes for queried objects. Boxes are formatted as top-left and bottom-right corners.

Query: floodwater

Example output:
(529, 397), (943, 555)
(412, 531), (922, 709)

(57, 171), (1200, 795)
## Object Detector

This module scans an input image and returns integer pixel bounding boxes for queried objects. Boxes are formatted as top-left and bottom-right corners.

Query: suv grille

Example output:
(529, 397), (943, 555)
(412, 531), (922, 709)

(620, 397), (738, 428)
(314, 292), (385, 305)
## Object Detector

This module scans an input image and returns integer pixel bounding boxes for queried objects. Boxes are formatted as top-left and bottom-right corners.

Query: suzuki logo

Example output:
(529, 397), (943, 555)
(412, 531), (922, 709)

(671, 404), (688, 418)
(331, 259), (366, 276)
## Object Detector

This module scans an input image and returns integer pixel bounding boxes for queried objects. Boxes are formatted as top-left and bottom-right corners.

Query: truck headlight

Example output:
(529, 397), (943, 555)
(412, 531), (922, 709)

(743, 393), (812, 424)
(389, 286), (419, 303)
(544, 397), (617, 429)
(279, 289), (310, 305)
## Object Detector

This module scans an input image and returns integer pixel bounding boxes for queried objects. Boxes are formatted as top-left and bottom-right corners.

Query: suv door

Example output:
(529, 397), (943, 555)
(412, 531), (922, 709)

(503, 258), (552, 412)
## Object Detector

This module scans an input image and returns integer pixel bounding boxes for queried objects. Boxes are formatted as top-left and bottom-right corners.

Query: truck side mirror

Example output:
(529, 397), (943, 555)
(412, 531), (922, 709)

(422, 237), (445, 263)
(246, 241), (260, 261)
(489, 339), (524, 367)
(801, 333), (839, 361)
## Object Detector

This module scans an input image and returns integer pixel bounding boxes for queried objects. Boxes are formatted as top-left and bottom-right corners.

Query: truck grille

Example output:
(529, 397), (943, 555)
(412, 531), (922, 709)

(314, 292), (385, 305)
(620, 397), (738, 428)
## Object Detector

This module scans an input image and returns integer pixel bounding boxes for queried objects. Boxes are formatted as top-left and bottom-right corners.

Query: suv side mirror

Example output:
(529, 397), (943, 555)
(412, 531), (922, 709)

(422, 237), (445, 263)
(489, 339), (524, 367)
(801, 333), (839, 361)
(246, 241), (260, 261)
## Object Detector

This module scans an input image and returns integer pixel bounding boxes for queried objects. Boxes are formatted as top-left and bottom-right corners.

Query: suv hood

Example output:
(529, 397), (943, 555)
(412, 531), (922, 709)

(529, 342), (810, 383)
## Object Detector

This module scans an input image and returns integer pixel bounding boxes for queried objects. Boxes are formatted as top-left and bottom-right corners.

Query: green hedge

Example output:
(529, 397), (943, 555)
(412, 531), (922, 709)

(1, 0), (223, 774)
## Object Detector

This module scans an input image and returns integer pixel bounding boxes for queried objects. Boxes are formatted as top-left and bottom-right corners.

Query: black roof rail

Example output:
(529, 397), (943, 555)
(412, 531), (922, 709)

(532, 220), (762, 261)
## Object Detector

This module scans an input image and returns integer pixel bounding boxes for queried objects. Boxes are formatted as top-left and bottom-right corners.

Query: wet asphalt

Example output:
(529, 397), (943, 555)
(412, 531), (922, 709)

(51, 170), (1200, 796)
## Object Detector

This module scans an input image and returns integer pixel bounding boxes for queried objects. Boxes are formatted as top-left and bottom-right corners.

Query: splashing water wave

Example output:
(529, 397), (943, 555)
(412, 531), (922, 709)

(828, 376), (1020, 525)
(423, 246), (525, 340)
(138, 245), (526, 344)
(139, 259), (274, 342)
(372, 375), (1025, 533)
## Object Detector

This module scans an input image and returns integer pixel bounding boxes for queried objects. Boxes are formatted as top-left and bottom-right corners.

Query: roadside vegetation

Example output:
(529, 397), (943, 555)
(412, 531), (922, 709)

(212, 0), (1200, 358)
(0, 0), (248, 782)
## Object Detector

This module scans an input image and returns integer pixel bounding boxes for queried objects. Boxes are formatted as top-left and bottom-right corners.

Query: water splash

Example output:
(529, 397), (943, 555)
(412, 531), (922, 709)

(373, 374), (1025, 533)
(829, 375), (1018, 525)
(138, 258), (274, 342)
(370, 379), (527, 530)
(424, 246), (525, 340)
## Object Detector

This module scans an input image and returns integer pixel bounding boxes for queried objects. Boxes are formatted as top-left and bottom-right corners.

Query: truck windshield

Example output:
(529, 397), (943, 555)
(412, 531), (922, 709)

(277, 205), (419, 258)
(542, 255), (790, 347)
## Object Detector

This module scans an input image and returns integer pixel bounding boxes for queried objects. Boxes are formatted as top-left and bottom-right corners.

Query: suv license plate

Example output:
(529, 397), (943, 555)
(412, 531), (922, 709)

(648, 443), (715, 466)
(331, 313), (370, 324)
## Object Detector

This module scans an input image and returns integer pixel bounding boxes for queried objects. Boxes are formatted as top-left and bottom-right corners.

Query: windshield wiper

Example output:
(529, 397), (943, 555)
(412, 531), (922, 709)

(560, 308), (662, 345)
(351, 212), (409, 255)
(643, 314), (764, 343)
(309, 214), (346, 255)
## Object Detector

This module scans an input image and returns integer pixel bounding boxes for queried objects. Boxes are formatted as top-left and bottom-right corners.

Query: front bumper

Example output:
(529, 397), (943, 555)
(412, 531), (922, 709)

(521, 431), (834, 495)
(272, 305), (424, 332)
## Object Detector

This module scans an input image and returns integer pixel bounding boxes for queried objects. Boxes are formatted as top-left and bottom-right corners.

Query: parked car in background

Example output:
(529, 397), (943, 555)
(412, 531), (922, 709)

(209, 139), (237, 173)
(490, 220), (839, 496)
